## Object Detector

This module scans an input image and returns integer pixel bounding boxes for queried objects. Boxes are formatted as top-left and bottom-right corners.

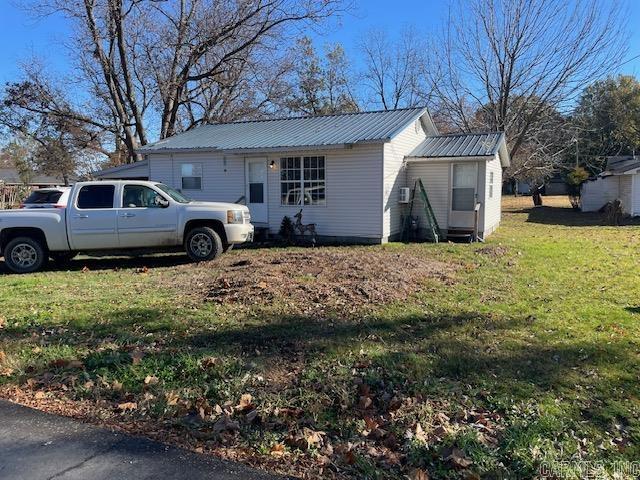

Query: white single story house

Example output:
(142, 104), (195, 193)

(96, 107), (510, 243)
(581, 156), (640, 216)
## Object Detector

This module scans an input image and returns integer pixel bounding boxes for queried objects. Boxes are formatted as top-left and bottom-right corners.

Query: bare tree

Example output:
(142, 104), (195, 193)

(427, 0), (629, 188)
(360, 28), (429, 110)
(21, 0), (348, 162)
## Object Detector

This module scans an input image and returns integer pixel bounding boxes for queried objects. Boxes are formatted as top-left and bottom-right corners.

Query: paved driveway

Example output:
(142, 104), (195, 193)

(0, 400), (284, 480)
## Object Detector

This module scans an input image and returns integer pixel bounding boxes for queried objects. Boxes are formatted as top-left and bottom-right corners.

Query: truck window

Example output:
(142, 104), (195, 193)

(123, 185), (166, 208)
(77, 185), (115, 209)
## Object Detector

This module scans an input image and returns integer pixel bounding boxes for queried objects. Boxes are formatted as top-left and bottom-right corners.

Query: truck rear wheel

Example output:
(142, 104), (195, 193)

(4, 237), (47, 274)
(185, 227), (223, 262)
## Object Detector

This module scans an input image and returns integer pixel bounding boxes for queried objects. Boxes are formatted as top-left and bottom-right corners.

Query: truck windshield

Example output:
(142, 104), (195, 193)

(156, 184), (191, 204)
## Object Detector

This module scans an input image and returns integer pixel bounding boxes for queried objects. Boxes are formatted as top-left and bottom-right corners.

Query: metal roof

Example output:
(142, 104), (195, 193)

(0, 168), (69, 186)
(138, 107), (428, 153)
(94, 160), (149, 179)
(407, 132), (505, 158)
(603, 156), (640, 175)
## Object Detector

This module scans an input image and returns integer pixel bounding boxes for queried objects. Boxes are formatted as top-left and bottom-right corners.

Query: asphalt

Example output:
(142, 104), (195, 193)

(0, 399), (284, 480)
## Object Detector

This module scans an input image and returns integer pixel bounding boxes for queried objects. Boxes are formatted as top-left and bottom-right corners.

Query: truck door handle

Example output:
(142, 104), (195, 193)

(120, 213), (136, 218)
(74, 214), (89, 219)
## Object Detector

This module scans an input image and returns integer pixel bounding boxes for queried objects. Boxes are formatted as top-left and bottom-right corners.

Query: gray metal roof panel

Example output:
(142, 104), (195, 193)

(408, 132), (504, 158)
(604, 156), (640, 174)
(0, 168), (68, 185)
(138, 108), (427, 153)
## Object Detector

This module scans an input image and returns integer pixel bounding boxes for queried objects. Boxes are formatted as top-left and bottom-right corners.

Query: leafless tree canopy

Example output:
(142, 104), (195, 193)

(10, 0), (348, 163)
(427, 0), (628, 184)
(360, 28), (429, 111)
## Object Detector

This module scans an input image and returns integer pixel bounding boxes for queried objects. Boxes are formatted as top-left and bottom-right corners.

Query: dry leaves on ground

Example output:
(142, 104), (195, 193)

(162, 249), (456, 316)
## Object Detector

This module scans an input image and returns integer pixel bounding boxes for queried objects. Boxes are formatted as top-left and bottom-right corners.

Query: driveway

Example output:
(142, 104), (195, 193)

(0, 400), (284, 480)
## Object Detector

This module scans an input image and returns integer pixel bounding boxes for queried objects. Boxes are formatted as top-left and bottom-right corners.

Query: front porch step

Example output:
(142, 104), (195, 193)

(446, 229), (474, 242)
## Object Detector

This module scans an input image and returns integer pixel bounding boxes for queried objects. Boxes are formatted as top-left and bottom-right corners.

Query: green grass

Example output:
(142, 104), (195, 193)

(1, 196), (640, 479)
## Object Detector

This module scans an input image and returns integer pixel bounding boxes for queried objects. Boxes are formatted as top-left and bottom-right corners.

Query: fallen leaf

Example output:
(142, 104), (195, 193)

(144, 375), (159, 386)
(358, 396), (372, 409)
(270, 443), (286, 457)
(443, 447), (473, 469)
(34, 391), (46, 399)
(212, 415), (240, 435)
(165, 391), (179, 406)
(0, 316), (6, 329)
(194, 446), (204, 454)
(82, 266), (90, 273)
(236, 393), (253, 412)
(130, 350), (144, 365)
(112, 380), (123, 392)
(200, 356), (219, 369)
(117, 402), (137, 411)
(414, 423), (428, 444)
(0, 351), (6, 364)
(67, 360), (84, 369)
(409, 468), (430, 480)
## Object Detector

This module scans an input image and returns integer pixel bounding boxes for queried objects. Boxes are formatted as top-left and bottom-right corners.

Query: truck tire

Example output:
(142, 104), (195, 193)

(4, 236), (47, 274)
(185, 227), (223, 262)
(50, 252), (78, 265)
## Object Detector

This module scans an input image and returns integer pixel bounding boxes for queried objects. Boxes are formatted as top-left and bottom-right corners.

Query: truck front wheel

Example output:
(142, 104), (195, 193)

(185, 227), (223, 262)
(4, 237), (47, 274)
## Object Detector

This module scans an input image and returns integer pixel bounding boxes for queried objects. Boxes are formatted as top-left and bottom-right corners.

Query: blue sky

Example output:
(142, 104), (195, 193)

(1, 0), (639, 84)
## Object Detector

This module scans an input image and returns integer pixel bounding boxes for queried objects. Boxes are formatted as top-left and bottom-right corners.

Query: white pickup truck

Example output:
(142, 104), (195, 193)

(0, 180), (253, 273)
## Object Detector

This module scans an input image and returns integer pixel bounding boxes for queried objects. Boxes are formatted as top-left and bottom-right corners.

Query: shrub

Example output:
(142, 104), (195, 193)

(566, 167), (590, 210)
(279, 216), (295, 244)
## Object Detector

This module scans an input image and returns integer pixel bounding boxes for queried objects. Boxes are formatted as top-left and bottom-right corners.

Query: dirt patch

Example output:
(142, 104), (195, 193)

(166, 248), (456, 316)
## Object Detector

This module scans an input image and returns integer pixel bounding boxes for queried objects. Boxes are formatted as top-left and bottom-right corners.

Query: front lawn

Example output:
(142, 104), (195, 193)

(1, 196), (639, 479)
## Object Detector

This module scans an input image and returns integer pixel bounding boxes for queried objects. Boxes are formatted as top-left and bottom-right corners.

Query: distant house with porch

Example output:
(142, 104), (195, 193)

(96, 108), (510, 243)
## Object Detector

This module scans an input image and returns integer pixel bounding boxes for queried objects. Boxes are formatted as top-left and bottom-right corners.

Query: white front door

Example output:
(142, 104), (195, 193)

(245, 158), (268, 224)
(449, 162), (478, 229)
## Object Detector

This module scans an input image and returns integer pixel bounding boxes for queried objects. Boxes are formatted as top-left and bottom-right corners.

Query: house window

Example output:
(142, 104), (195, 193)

(280, 156), (326, 206)
(181, 163), (202, 190)
(489, 171), (495, 199)
(452, 163), (477, 211)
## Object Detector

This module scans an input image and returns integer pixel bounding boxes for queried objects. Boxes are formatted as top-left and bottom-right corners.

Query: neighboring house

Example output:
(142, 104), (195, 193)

(0, 167), (69, 188)
(581, 156), (640, 216)
(96, 107), (510, 243)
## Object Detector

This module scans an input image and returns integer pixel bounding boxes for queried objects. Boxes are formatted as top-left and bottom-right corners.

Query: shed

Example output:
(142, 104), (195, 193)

(581, 156), (640, 216)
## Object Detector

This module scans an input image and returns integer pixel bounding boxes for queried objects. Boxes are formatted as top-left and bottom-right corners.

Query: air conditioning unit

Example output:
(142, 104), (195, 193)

(398, 187), (411, 204)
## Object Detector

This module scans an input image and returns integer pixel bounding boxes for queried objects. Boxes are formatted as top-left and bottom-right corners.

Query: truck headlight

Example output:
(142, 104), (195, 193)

(227, 210), (244, 224)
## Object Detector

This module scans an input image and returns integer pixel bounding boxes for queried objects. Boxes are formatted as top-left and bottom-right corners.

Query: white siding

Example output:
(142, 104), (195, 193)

(265, 144), (384, 239)
(581, 176), (620, 212)
(383, 119), (428, 239)
(148, 152), (245, 203)
(619, 175), (633, 214)
(147, 145), (385, 241)
(406, 161), (451, 232)
(481, 153), (502, 236)
(633, 174), (640, 216)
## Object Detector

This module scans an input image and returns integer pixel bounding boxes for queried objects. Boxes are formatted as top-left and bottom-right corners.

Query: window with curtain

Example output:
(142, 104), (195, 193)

(452, 163), (477, 211)
(280, 156), (326, 206)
